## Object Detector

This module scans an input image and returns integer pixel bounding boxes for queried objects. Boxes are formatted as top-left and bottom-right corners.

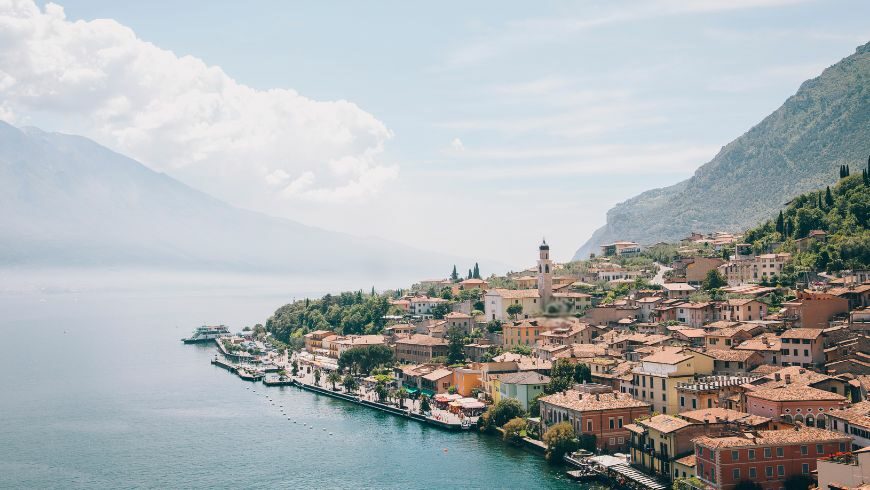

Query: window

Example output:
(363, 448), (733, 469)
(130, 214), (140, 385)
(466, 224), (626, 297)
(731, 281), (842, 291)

(800, 445), (808, 455)
(733, 469), (740, 480)
(618, 418), (623, 428)
(609, 418), (615, 429)
(662, 393), (667, 401)
(764, 448), (771, 458)
(840, 442), (847, 452)
(802, 463), (809, 474)
(699, 448), (703, 458)
(749, 467), (757, 478)
(777, 465), (784, 476)
(680, 396), (685, 407)
(661, 379), (666, 390)
(732, 450), (739, 461)
(776, 447), (783, 457)
(749, 449), (756, 460)
(816, 444), (823, 455)
(692, 399), (697, 409)
(587, 421), (592, 432)
(766, 466), (773, 477)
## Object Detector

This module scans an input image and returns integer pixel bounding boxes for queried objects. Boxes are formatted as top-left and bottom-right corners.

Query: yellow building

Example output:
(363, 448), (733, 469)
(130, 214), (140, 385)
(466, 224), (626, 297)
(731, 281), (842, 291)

(502, 319), (546, 347)
(629, 348), (714, 414)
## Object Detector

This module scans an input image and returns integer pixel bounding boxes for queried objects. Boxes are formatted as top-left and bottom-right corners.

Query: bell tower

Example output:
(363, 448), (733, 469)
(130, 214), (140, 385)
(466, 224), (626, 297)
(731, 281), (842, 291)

(537, 239), (552, 306)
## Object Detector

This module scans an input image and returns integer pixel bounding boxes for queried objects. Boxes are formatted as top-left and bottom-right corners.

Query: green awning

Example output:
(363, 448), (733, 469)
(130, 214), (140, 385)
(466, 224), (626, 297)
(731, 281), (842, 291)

(404, 387), (419, 394)
(420, 389), (435, 397)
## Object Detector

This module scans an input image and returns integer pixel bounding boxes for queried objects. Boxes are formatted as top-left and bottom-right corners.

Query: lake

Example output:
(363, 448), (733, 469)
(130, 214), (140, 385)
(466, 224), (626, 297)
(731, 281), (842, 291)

(0, 270), (581, 489)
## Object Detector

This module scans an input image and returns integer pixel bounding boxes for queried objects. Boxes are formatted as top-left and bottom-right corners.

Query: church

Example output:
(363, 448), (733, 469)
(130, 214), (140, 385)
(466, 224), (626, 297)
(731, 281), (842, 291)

(484, 241), (592, 321)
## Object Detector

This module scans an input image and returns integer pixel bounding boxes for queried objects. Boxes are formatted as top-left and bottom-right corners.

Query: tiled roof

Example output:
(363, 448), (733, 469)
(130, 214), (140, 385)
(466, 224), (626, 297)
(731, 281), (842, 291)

(746, 385), (846, 402)
(735, 334), (781, 352)
(780, 328), (824, 340)
(827, 401), (870, 428)
(497, 371), (551, 385)
(487, 288), (540, 299)
(422, 368), (454, 381)
(674, 454), (696, 467)
(638, 414), (695, 434)
(704, 349), (757, 362)
(663, 283), (697, 291)
(394, 334), (448, 346)
(693, 427), (847, 449)
(679, 408), (769, 426)
(641, 349), (694, 365)
(540, 390), (650, 412)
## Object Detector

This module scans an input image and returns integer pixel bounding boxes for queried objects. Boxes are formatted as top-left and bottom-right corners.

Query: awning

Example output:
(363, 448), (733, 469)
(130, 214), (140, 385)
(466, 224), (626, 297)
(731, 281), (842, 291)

(404, 387), (419, 394)
(421, 389), (435, 397)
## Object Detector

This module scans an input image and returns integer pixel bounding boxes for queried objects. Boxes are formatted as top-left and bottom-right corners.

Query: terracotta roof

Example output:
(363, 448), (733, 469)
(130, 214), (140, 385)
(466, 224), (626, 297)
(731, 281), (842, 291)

(674, 454), (696, 468)
(394, 334), (448, 346)
(693, 427), (847, 449)
(638, 414), (695, 434)
(444, 311), (472, 319)
(422, 368), (454, 381)
(540, 390), (650, 412)
(746, 385), (846, 402)
(704, 349), (757, 362)
(663, 283), (697, 291)
(641, 349), (694, 365)
(735, 334), (781, 352)
(487, 288), (540, 299)
(780, 328), (824, 340)
(679, 408), (770, 426)
(827, 401), (870, 428)
(726, 298), (758, 306)
(497, 372), (551, 385)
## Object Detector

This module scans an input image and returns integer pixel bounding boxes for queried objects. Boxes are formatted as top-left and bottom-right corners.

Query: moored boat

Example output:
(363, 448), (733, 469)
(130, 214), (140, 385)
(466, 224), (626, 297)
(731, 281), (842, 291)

(182, 325), (231, 343)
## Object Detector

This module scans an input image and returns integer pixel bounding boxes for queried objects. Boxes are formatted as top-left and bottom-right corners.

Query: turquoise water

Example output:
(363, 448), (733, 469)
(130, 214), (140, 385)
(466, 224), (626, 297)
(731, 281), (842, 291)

(0, 281), (579, 489)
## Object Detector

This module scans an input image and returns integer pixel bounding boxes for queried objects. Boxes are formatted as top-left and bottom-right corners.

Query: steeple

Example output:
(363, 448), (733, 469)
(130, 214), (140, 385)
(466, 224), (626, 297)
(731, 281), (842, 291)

(537, 239), (552, 306)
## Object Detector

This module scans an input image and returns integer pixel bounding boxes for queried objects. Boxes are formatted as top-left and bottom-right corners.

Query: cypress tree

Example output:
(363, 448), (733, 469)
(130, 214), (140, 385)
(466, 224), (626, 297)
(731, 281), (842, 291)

(473, 262), (480, 279)
(845, 164), (850, 177)
(467, 269), (473, 280)
(817, 191), (823, 208)
(825, 186), (834, 207)
(840, 165), (845, 178)
(775, 210), (784, 234)
(450, 265), (459, 282)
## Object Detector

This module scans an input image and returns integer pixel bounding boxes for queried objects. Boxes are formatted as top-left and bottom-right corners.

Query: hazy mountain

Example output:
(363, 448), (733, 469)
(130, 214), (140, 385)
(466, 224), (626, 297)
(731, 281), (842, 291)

(0, 121), (463, 279)
(574, 41), (870, 260)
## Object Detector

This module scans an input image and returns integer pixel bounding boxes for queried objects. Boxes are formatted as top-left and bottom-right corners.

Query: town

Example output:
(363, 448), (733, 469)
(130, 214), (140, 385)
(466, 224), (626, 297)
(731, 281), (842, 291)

(196, 171), (870, 490)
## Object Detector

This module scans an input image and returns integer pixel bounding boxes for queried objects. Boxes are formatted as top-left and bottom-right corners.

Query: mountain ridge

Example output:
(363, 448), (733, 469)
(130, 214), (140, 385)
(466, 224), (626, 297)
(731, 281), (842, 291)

(574, 41), (870, 259)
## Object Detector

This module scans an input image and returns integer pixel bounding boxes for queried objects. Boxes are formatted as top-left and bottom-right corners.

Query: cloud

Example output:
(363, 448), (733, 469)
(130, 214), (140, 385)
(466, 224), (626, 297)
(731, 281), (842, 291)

(450, 137), (465, 151)
(0, 0), (396, 204)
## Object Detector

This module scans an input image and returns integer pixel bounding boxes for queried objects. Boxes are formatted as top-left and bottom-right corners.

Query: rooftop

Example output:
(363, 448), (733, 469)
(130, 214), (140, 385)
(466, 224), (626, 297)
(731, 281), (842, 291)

(540, 390), (650, 412)
(497, 371), (551, 385)
(638, 414), (695, 434)
(679, 408), (770, 426)
(746, 385), (847, 402)
(394, 334), (448, 347)
(693, 427), (847, 449)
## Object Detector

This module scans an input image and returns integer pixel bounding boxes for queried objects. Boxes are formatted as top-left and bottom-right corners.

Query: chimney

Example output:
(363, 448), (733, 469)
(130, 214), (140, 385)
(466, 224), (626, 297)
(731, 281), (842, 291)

(774, 373), (781, 381)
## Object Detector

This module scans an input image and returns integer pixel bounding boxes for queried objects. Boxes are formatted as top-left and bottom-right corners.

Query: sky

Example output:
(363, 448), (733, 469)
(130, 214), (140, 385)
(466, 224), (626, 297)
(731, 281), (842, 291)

(1, 0), (869, 270)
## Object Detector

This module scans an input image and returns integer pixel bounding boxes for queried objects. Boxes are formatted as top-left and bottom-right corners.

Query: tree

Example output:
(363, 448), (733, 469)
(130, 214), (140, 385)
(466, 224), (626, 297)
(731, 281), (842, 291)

(546, 358), (576, 394)
(784, 475), (813, 490)
(506, 303), (523, 320)
(396, 387), (408, 408)
(341, 374), (357, 393)
(419, 394), (431, 413)
(467, 269), (473, 280)
(291, 359), (299, 377)
(542, 422), (578, 462)
(674, 477), (705, 490)
(775, 210), (785, 234)
(484, 399), (525, 428)
(473, 262), (481, 279)
(573, 363), (592, 384)
(327, 371), (341, 390)
(502, 417), (527, 445)
(431, 303), (451, 319)
(510, 344), (532, 355)
(375, 380), (388, 402)
(702, 269), (726, 290)
(450, 265), (459, 282)
(825, 185), (834, 207)
(313, 369), (321, 386)
(734, 481), (763, 490)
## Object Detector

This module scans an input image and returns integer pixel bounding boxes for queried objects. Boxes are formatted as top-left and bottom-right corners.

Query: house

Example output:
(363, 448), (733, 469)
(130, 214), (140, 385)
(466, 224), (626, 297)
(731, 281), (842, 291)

(329, 334), (386, 358)
(452, 366), (482, 397)
(409, 296), (449, 316)
(679, 407), (771, 428)
(484, 289), (541, 321)
(393, 334), (449, 364)
(502, 319), (547, 348)
(463, 342), (499, 362)
(601, 241), (641, 257)
(744, 385), (848, 425)
(663, 283), (697, 299)
(734, 334), (782, 366)
(705, 327), (753, 350)
(539, 322), (593, 346)
(720, 299), (767, 322)
(828, 282), (870, 310)
(303, 329), (336, 355)
(669, 327), (707, 347)
(630, 348), (715, 414)
(706, 349), (764, 375)
(686, 257), (727, 285)
(794, 229), (827, 252)
(779, 328), (825, 367)
(495, 371), (550, 411)
(458, 278), (488, 290)
(676, 376), (761, 412)
(672, 302), (715, 327)
(817, 446), (870, 490)
(693, 426), (851, 490)
(396, 364), (454, 396)
(444, 311), (474, 335)
(627, 414), (706, 480)
(780, 291), (849, 328)
(539, 388), (651, 452)
(584, 304), (641, 326)
(827, 400), (870, 449)
(634, 296), (664, 322)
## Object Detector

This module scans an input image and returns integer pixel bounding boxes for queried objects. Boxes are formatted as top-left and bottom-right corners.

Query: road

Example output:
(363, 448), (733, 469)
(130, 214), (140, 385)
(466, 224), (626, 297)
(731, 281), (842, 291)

(651, 262), (672, 286)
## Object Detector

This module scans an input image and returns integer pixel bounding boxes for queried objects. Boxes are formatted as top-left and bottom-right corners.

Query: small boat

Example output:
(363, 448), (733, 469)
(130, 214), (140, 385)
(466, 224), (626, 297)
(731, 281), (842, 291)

(182, 325), (231, 343)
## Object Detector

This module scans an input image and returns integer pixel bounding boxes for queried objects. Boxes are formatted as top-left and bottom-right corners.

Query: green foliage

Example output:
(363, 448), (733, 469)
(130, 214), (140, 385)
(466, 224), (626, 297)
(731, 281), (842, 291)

(337, 344), (394, 375)
(313, 369), (321, 386)
(579, 433), (597, 452)
(502, 417), (527, 445)
(506, 303), (523, 319)
(702, 269), (727, 290)
(431, 302), (451, 319)
(542, 422), (578, 462)
(486, 319), (503, 333)
(484, 399), (525, 428)
(573, 363), (592, 384)
(450, 265), (459, 282)
(510, 344), (532, 355)
(341, 374), (357, 393)
(419, 395), (431, 413)
(326, 371), (341, 390)
(744, 174), (870, 273)
(265, 291), (391, 343)
(447, 326), (467, 365)
(546, 359), (575, 394)
(673, 477), (705, 490)
(784, 475), (814, 490)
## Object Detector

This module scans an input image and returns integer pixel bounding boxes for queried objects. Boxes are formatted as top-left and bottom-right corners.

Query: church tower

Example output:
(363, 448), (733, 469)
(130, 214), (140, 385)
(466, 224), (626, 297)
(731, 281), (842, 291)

(537, 239), (553, 307)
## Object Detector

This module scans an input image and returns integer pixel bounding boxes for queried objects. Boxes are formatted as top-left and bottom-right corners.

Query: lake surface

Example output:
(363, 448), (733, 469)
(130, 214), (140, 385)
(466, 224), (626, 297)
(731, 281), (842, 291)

(0, 271), (580, 489)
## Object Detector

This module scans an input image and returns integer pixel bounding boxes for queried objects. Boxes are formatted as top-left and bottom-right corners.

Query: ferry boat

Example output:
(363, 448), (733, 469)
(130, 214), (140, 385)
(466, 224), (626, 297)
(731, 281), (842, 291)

(182, 325), (231, 343)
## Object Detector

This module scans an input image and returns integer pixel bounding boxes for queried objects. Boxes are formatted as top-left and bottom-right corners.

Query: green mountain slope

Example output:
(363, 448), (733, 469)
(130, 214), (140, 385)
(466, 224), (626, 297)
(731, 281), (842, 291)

(574, 41), (870, 260)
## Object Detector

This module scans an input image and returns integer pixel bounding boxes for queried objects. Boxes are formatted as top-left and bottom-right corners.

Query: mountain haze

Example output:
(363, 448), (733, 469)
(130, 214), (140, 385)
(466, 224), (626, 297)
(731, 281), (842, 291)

(574, 41), (870, 259)
(0, 122), (461, 279)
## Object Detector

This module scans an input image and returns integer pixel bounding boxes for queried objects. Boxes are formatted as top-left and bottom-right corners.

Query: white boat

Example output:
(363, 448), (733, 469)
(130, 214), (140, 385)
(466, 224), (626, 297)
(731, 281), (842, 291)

(182, 325), (231, 343)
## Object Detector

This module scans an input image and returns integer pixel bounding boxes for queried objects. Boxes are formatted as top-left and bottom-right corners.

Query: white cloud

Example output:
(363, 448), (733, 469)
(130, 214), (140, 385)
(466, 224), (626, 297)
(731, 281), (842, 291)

(450, 137), (465, 151)
(0, 0), (396, 204)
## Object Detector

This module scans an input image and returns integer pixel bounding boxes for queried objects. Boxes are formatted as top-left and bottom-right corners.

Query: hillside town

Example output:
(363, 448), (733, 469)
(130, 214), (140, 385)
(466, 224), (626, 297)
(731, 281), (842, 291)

(201, 228), (870, 490)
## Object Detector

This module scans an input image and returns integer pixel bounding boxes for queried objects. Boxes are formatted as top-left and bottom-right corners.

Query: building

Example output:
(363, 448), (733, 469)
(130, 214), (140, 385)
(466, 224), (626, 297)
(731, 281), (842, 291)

(409, 296), (449, 316)
(444, 311), (474, 335)
(693, 426), (851, 490)
(779, 328), (826, 367)
(484, 289), (541, 321)
(817, 446), (870, 490)
(674, 302), (715, 327)
(720, 299), (767, 322)
(630, 348), (715, 414)
(686, 257), (727, 285)
(452, 366), (482, 397)
(495, 372), (550, 411)
(829, 282), (870, 310)
(537, 240), (553, 307)
(827, 400), (870, 449)
(706, 350), (764, 375)
(393, 334), (449, 364)
(458, 278), (488, 290)
(503, 319), (547, 347)
(627, 414), (705, 479)
(676, 376), (761, 412)
(734, 334), (782, 367)
(705, 326), (753, 350)
(328, 334), (386, 358)
(663, 283), (697, 299)
(718, 253), (791, 286)
(781, 291), (849, 329)
(745, 385), (848, 426)
(539, 389), (651, 452)
(601, 241), (642, 257)
(303, 329), (336, 355)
